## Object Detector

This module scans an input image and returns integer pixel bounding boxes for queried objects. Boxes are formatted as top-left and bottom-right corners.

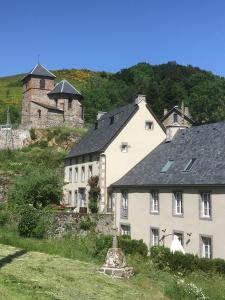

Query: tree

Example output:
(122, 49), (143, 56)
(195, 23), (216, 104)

(7, 168), (63, 209)
(88, 176), (100, 213)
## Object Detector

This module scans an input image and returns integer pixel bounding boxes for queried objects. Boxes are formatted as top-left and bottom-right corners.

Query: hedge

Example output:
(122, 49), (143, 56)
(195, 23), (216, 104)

(150, 246), (225, 275)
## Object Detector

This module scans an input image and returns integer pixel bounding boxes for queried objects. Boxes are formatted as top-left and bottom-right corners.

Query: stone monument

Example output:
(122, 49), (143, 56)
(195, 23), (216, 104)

(98, 236), (134, 278)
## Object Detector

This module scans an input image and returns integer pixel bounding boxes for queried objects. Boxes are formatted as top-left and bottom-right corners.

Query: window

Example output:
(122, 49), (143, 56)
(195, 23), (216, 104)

(81, 166), (85, 182)
(79, 188), (86, 207)
(201, 236), (212, 259)
(173, 113), (178, 123)
(173, 192), (183, 216)
(183, 158), (196, 172)
(161, 160), (174, 173)
(121, 143), (128, 153)
(74, 190), (78, 207)
(74, 167), (78, 182)
(173, 231), (184, 246)
(151, 228), (159, 246)
(69, 167), (72, 183)
(150, 191), (159, 214)
(88, 165), (93, 179)
(38, 109), (41, 118)
(40, 79), (45, 89)
(121, 191), (128, 218)
(68, 99), (72, 110)
(200, 193), (211, 218)
(120, 224), (130, 236)
(145, 121), (153, 130)
(110, 116), (114, 125)
(68, 191), (72, 205)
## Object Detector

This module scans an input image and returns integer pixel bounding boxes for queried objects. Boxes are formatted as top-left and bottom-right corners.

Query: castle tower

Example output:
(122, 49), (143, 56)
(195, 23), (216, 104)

(21, 64), (56, 127)
(48, 80), (84, 127)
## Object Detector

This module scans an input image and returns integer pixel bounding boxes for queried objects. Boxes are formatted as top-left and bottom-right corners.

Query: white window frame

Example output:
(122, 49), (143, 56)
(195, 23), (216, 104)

(173, 231), (184, 246)
(74, 167), (78, 182)
(121, 191), (128, 218)
(81, 166), (85, 182)
(151, 227), (159, 246)
(121, 143), (128, 153)
(120, 224), (130, 236)
(150, 191), (159, 214)
(145, 121), (153, 130)
(88, 165), (93, 179)
(69, 167), (73, 183)
(200, 192), (211, 219)
(201, 236), (212, 259)
(173, 192), (183, 216)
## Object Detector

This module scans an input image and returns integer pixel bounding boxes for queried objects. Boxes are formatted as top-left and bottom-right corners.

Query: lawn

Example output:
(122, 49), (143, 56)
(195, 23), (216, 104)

(0, 244), (166, 300)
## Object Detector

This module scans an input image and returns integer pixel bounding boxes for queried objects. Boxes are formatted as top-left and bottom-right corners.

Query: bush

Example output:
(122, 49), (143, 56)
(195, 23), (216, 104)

(94, 235), (113, 259)
(0, 210), (9, 226)
(32, 211), (52, 239)
(18, 207), (40, 237)
(29, 128), (37, 140)
(150, 246), (225, 275)
(118, 235), (148, 257)
(88, 176), (100, 213)
(79, 217), (96, 231)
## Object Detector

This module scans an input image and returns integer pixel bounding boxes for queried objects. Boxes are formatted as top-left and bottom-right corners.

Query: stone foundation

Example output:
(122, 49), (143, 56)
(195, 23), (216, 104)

(98, 266), (134, 278)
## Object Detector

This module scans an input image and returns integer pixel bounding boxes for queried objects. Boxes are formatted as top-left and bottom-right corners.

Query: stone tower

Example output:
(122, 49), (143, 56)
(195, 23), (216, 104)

(21, 64), (56, 127)
(48, 80), (84, 127)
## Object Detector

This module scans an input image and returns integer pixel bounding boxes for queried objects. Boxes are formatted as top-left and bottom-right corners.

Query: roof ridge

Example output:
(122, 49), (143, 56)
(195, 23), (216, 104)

(39, 64), (56, 78)
(64, 79), (81, 94)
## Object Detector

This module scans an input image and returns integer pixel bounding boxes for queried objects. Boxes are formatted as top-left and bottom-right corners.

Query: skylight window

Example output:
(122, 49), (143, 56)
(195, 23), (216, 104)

(160, 160), (174, 173)
(183, 158), (196, 172)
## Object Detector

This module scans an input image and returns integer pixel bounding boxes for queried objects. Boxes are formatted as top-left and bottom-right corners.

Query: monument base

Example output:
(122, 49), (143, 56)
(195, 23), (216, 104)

(98, 266), (134, 278)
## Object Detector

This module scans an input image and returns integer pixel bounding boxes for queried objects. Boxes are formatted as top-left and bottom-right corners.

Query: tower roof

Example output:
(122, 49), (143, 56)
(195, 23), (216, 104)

(22, 64), (56, 81)
(48, 80), (82, 97)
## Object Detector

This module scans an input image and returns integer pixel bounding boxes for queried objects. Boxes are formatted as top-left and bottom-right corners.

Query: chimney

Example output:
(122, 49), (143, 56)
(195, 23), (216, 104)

(163, 108), (168, 116)
(184, 106), (190, 117)
(165, 127), (172, 142)
(96, 111), (107, 120)
(135, 94), (146, 105)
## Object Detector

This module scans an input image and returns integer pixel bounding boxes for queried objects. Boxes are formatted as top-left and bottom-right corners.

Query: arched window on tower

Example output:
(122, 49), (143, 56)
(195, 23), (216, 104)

(38, 109), (41, 118)
(40, 79), (45, 89)
(68, 99), (72, 110)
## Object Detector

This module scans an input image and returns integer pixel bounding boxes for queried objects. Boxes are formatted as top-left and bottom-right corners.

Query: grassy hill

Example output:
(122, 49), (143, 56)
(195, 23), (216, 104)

(1, 62), (225, 126)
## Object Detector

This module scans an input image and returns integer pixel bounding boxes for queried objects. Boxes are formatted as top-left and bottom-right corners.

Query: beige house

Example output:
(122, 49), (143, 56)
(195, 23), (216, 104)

(112, 121), (225, 259)
(64, 95), (166, 212)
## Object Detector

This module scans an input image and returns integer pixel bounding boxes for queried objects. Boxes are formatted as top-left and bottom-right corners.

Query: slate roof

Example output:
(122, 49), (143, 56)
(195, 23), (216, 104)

(31, 101), (63, 113)
(66, 103), (139, 158)
(48, 80), (82, 96)
(112, 121), (225, 187)
(22, 64), (56, 81)
(161, 106), (195, 124)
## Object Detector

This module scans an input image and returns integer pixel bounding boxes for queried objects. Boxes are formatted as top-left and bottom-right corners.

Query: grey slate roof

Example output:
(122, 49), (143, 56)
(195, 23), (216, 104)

(112, 121), (225, 187)
(161, 106), (195, 124)
(48, 80), (82, 96)
(22, 64), (56, 81)
(66, 103), (138, 158)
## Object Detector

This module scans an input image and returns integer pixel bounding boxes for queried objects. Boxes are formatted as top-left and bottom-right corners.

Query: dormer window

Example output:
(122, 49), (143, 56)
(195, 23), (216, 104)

(183, 158), (196, 172)
(110, 116), (114, 125)
(40, 79), (45, 89)
(94, 122), (98, 130)
(145, 121), (153, 130)
(160, 160), (174, 173)
(173, 113), (178, 123)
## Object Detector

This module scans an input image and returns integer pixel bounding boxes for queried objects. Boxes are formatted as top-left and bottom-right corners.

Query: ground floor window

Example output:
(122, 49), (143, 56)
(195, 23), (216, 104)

(79, 188), (86, 207)
(120, 224), (130, 236)
(150, 227), (159, 246)
(173, 231), (184, 246)
(201, 235), (212, 259)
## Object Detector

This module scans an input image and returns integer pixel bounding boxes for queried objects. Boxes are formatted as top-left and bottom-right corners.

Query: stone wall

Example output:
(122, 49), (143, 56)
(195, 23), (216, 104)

(49, 212), (115, 237)
(0, 129), (30, 149)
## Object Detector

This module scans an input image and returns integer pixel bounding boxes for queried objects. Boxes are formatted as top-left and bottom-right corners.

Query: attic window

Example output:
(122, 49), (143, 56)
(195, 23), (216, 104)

(110, 116), (114, 125)
(173, 113), (178, 123)
(160, 160), (174, 173)
(145, 121), (153, 130)
(183, 158), (196, 172)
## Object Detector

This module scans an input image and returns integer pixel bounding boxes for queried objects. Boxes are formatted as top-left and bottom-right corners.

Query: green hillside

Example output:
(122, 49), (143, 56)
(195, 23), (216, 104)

(1, 62), (225, 126)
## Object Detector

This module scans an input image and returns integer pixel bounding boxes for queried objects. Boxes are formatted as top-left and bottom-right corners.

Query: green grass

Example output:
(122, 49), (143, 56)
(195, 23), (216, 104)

(0, 243), (166, 300)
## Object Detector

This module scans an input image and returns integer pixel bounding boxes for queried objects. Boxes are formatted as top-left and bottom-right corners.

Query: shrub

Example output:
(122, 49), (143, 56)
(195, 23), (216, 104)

(118, 235), (148, 257)
(0, 210), (9, 226)
(29, 128), (37, 140)
(18, 207), (40, 237)
(32, 211), (52, 239)
(79, 217), (96, 231)
(150, 246), (225, 275)
(88, 176), (100, 213)
(94, 234), (113, 259)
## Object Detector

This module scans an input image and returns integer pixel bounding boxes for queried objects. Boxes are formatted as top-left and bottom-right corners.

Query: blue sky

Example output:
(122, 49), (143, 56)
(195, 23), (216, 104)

(1, 0), (225, 77)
